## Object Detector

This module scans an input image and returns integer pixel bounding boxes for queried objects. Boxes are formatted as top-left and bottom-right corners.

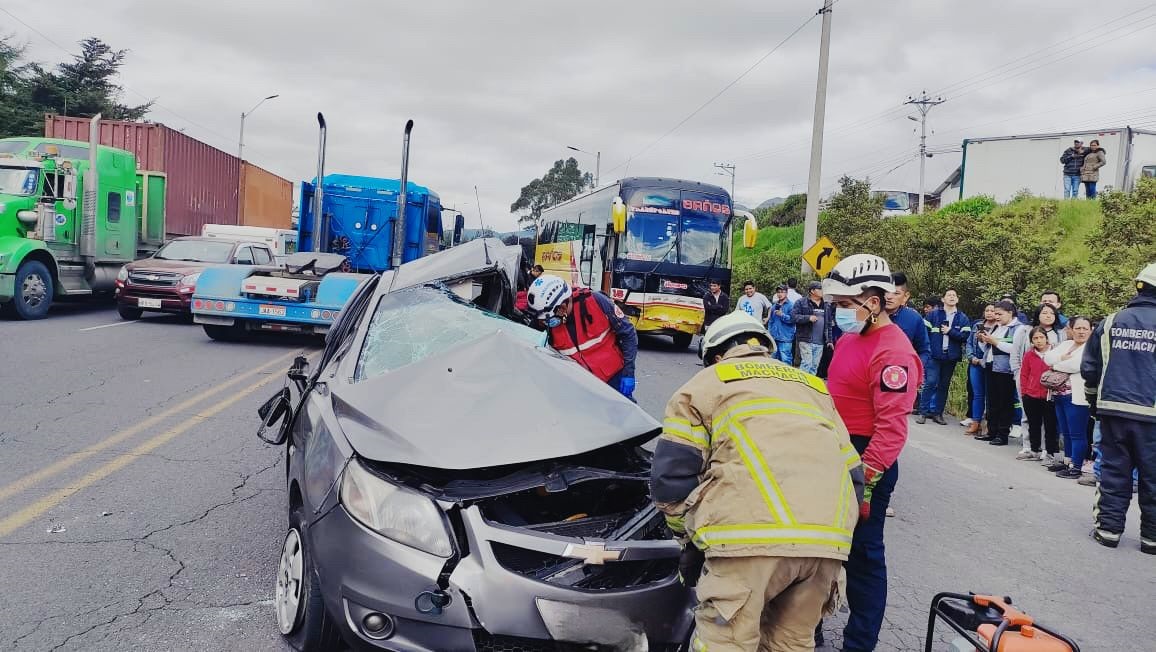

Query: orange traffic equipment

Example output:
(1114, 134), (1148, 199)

(925, 592), (1079, 652)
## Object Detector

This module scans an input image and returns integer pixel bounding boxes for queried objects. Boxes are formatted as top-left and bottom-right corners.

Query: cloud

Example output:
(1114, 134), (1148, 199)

(8, 0), (1156, 228)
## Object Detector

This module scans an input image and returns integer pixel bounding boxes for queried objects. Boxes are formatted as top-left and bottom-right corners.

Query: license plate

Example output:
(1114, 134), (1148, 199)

(259, 304), (287, 317)
(138, 298), (162, 309)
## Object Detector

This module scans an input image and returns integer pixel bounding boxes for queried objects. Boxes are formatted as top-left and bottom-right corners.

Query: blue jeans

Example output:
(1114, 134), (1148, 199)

(1084, 180), (1098, 199)
(1064, 175), (1080, 198)
(843, 435), (898, 652)
(920, 358), (957, 416)
(1054, 394), (1089, 467)
(773, 340), (794, 365)
(798, 341), (823, 375)
(968, 362), (986, 420)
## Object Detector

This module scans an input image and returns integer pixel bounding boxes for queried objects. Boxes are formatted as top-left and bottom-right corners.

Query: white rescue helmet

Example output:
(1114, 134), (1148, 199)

(701, 311), (775, 365)
(527, 274), (572, 316)
(821, 253), (896, 297)
(1135, 262), (1156, 289)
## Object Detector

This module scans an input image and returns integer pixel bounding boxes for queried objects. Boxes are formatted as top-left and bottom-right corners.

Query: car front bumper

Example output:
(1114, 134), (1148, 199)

(309, 504), (693, 651)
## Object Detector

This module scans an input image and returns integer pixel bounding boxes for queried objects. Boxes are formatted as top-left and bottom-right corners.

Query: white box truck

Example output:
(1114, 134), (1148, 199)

(957, 126), (1156, 202)
(201, 225), (298, 264)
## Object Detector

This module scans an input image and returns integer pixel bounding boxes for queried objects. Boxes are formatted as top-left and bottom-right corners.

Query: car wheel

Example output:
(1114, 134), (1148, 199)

(672, 332), (693, 350)
(9, 260), (54, 320)
(118, 304), (144, 320)
(276, 508), (341, 651)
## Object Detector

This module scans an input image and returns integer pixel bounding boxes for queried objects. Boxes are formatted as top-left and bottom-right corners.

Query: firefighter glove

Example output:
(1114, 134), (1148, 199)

(678, 543), (706, 587)
(1086, 393), (1098, 419)
(860, 464), (883, 522)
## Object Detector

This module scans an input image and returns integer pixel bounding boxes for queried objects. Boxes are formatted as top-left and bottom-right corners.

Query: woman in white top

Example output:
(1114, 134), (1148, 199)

(1010, 305), (1068, 454)
(1042, 316), (1092, 478)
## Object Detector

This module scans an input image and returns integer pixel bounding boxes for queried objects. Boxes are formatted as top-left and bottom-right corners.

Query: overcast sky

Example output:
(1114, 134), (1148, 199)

(5, 0), (1156, 229)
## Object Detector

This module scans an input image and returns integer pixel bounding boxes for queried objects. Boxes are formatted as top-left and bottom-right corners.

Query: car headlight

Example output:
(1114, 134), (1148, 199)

(116, 266), (129, 282)
(180, 273), (201, 287)
(340, 458), (453, 557)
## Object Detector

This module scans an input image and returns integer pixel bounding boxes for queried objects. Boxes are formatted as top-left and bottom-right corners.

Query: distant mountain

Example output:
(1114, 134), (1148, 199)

(734, 203), (751, 212)
(756, 197), (786, 210)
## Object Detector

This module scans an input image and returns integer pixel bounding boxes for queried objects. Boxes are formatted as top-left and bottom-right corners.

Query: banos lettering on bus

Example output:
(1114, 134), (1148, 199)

(682, 199), (731, 216)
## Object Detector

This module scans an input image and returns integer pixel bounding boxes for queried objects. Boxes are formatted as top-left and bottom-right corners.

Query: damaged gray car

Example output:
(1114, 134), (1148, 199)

(256, 239), (693, 651)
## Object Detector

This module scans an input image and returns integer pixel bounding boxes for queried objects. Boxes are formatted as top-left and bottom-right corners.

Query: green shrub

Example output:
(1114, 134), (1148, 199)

(938, 195), (997, 219)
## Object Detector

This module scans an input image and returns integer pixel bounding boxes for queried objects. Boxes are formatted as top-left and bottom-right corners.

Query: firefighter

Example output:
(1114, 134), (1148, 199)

(650, 311), (865, 651)
(526, 274), (638, 398)
(1083, 262), (1156, 554)
(819, 253), (922, 652)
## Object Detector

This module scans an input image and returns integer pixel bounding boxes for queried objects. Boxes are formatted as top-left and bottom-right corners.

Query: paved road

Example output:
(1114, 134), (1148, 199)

(1, 311), (1151, 651)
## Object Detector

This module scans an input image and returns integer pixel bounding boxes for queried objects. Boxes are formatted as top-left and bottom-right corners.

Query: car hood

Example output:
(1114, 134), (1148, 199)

(331, 328), (660, 470)
(126, 258), (211, 274)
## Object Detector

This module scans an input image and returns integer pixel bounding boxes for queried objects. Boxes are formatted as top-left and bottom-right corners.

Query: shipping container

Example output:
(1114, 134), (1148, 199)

(45, 114), (241, 237)
(239, 162), (293, 229)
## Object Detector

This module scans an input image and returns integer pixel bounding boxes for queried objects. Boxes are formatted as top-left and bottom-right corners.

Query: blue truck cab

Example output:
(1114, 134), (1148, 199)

(191, 174), (445, 340)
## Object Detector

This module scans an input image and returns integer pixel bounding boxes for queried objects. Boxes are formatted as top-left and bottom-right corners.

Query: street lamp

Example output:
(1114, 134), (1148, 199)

(566, 145), (600, 189)
(238, 94), (279, 161)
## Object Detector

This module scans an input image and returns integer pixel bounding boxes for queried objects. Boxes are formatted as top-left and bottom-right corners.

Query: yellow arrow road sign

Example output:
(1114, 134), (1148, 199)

(802, 236), (841, 277)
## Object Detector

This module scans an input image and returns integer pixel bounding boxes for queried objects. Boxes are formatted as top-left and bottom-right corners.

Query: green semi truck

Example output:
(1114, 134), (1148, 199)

(0, 115), (165, 319)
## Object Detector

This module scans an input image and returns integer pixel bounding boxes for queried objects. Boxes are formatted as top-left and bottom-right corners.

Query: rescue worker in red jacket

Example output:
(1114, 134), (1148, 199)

(527, 274), (639, 398)
(816, 253), (922, 652)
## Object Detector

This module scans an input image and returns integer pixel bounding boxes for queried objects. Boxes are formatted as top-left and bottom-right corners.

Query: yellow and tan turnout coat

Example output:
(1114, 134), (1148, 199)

(650, 346), (863, 560)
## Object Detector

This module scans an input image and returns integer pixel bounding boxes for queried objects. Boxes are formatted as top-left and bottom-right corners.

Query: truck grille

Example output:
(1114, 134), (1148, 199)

(129, 271), (182, 287)
(490, 543), (677, 590)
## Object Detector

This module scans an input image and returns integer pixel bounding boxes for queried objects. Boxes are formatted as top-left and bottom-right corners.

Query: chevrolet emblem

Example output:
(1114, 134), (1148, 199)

(562, 542), (621, 565)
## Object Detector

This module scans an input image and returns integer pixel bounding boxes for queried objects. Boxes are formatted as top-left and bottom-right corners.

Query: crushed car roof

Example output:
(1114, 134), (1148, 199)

(329, 239), (660, 470)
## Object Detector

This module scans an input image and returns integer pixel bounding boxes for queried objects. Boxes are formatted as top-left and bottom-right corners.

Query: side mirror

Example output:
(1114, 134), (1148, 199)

(256, 388), (293, 445)
(611, 197), (627, 234)
(288, 355), (310, 393)
(742, 216), (758, 249)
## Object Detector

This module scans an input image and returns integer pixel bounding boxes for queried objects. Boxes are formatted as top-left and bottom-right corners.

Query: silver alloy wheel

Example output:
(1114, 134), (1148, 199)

(275, 528), (305, 635)
(21, 272), (47, 308)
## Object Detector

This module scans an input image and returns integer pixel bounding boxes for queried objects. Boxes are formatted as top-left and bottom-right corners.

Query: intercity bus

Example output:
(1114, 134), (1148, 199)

(534, 176), (739, 349)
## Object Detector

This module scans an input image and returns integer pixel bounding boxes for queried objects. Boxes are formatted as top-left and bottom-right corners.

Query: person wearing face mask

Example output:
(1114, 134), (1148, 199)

(815, 253), (921, 652)
(526, 274), (638, 398)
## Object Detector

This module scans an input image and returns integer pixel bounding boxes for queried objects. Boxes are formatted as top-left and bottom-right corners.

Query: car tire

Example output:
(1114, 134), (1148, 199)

(118, 304), (144, 321)
(672, 332), (693, 350)
(8, 260), (54, 320)
(276, 508), (342, 652)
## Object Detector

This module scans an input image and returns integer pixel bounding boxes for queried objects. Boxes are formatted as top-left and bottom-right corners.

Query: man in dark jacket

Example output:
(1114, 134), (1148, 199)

(702, 280), (729, 330)
(1083, 263), (1156, 554)
(885, 272), (931, 413)
(918, 288), (971, 425)
(1060, 139), (1086, 199)
(791, 280), (826, 375)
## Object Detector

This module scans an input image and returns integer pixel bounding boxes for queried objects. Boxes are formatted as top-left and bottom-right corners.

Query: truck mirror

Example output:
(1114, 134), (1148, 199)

(62, 171), (77, 210)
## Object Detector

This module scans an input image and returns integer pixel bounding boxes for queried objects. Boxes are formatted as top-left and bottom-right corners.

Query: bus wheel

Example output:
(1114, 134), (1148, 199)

(672, 332), (693, 350)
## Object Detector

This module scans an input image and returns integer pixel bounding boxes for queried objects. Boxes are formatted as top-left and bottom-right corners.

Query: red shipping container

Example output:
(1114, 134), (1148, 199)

(44, 114), (241, 236)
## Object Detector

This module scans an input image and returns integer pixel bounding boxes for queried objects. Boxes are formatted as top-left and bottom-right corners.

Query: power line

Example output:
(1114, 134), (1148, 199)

(601, 5), (825, 177)
(1, 6), (236, 148)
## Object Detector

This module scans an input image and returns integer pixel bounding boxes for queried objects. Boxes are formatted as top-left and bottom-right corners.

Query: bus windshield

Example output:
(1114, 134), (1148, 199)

(622, 187), (730, 265)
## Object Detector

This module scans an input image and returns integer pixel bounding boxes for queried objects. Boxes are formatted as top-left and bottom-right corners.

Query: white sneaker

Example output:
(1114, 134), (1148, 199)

(960, 418), (974, 427)
(1040, 454), (1057, 466)
(1016, 450), (1041, 461)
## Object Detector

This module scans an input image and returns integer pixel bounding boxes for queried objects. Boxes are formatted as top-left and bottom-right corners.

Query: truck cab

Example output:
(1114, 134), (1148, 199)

(0, 134), (165, 319)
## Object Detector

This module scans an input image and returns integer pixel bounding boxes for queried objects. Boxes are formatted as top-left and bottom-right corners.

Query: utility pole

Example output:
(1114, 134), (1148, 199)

(714, 162), (736, 202)
(905, 90), (945, 214)
(567, 145), (600, 188)
(802, 0), (833, 275)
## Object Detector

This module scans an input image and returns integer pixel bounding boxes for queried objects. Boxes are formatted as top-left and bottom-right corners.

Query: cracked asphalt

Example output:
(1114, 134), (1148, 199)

(1, 309), (1152, 651)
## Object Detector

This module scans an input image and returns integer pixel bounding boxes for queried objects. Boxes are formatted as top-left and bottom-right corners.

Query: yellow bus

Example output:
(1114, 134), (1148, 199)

(535, 177), (737, 349)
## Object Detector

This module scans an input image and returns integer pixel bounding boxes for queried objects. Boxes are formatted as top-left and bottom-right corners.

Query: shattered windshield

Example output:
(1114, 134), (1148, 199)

(355, 286), (546, 381)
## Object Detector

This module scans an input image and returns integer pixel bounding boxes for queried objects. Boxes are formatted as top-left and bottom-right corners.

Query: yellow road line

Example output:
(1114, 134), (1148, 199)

(0, 349), (301, 504)
(0, 363), (291, 538)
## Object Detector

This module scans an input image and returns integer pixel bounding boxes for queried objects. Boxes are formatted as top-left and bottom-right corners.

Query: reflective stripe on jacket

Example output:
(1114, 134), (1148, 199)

(650, 346), (864, 561)
(1082, 294), (1156, 422)
(547, 289), (626, 382)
